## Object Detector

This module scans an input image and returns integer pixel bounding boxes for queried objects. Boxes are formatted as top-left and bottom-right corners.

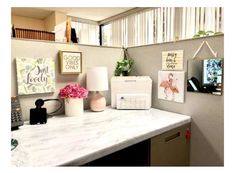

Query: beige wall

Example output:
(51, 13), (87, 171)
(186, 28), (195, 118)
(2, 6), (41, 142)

(44, 12), (55, 32)
(11, 15), (45, 30)
(11, 39), (123, 120)
(12, 11), (67, 32)
(55, 11), (67, 26)
(127, 35), (224, 166)
(44, 11), (67, 32)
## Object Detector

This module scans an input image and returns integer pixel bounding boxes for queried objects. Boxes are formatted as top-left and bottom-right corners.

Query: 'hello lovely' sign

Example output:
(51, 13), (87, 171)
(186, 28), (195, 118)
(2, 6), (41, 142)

(16, 57), (55, 95)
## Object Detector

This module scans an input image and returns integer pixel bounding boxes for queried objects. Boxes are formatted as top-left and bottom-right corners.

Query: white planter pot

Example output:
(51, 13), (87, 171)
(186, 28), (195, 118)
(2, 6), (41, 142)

(64, 98), (84, 116)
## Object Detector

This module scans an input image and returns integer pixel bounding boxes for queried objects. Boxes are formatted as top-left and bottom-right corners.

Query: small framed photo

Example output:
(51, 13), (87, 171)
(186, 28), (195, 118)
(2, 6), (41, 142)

(59, 51), (82, 74)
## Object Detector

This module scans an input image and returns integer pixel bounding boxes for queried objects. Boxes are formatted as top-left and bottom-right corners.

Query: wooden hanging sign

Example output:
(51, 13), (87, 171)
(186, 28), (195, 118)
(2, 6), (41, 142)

(162, 50), (184, 70)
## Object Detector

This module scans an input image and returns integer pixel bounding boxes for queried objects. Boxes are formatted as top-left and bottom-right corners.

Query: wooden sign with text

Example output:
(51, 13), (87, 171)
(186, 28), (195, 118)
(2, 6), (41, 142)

(162, 50), (184, 70)
(16, 57), (55, 95)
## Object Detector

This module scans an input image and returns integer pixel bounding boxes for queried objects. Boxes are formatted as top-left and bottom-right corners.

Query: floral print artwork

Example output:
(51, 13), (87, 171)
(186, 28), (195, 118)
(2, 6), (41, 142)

(158, 71), (185, 103)
(16, 57), (55, 95)
(203, 58), (222, 85)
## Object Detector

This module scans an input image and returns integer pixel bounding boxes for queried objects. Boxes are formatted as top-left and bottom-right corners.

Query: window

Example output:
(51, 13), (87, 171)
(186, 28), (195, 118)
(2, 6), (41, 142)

(101, 8), (176, 47)
(71, 21), (99, 45)
(102, 7), (224, 47)
(102, 18), (128, 47)
(102, 24), (111, 46)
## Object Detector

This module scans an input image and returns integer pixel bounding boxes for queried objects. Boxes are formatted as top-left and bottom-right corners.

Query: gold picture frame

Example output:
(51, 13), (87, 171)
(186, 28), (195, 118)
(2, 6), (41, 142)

(59, 51), (82, 74)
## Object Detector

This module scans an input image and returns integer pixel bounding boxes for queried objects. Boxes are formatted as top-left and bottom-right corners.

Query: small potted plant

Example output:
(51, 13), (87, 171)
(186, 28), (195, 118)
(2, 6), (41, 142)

(114, 48), (134, 76)
(59, 83), (88, 116)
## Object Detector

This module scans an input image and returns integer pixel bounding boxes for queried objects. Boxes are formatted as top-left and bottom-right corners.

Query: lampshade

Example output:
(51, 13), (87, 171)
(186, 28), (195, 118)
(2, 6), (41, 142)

(86, 66), (109, 91)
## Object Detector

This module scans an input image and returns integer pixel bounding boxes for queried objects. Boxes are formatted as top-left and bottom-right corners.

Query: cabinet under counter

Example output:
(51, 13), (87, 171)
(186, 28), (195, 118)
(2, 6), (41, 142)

(11, 107), (191, 166)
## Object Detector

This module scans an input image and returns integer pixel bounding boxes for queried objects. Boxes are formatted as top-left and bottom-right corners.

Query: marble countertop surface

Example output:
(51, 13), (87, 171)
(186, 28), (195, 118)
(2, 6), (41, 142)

(11, 107), (191, 166)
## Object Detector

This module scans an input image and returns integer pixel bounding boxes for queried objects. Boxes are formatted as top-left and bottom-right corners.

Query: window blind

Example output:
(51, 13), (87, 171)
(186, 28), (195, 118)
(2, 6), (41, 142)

(71, 21), (99, 45)
(103, 7), (223, 47)
(179, 7), (224, 39)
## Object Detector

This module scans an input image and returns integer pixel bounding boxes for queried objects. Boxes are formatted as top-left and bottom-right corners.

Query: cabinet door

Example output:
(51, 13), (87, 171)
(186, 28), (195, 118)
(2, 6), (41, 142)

(151, 123), (190, 166)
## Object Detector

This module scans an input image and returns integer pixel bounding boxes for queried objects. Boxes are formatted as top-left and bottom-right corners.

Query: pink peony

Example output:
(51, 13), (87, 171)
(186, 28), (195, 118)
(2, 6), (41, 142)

(59, 84), (88, 99)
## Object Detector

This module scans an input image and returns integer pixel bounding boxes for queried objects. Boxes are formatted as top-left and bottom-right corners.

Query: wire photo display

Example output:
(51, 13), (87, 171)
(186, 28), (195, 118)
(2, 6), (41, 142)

(59, 51), (82, 74)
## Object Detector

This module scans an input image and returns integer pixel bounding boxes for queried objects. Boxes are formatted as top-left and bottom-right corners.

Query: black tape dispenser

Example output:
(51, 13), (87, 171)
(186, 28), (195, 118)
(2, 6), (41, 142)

(30, 99), (62, 125)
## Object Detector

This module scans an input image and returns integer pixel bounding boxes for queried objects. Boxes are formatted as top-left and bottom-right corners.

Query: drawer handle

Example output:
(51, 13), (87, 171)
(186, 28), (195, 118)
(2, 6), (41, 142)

(124, 80), (136, 82)
(165, 132), (180, 142)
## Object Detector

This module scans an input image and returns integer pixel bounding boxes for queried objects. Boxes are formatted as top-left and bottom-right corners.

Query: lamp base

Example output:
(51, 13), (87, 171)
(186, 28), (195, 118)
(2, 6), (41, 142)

(90, 92), (106, 112)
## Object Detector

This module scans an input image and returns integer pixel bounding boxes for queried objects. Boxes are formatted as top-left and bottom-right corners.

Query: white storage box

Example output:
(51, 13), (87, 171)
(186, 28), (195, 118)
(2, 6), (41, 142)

(111, 76), (152, 109)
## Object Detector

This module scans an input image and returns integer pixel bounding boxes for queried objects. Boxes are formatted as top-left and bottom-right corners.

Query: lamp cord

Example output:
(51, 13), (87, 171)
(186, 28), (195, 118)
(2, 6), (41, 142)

(42, 99), (63, 117)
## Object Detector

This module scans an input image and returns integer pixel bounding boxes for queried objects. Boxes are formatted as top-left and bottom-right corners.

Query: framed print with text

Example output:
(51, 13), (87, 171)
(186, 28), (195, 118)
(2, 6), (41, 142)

(59, 51), (82, 74)
(162, 50), (184, 70)
(16, 57), (55, 95)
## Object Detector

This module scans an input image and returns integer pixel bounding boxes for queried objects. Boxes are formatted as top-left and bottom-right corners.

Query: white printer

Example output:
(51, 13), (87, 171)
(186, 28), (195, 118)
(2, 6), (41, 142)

(111, 76), (152, 109)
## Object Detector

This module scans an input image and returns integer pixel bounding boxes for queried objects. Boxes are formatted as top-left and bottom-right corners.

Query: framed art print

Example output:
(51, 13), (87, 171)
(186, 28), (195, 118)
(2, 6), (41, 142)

(16, 57), (55, 95)
(59, 51), (82, 74)
(158, 70), (185, 103)
(162, 50), (184, 70)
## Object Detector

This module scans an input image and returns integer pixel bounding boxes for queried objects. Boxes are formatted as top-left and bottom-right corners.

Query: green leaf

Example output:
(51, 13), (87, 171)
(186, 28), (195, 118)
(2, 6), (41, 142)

(214, 32), (223, 35)
(114, 56), (134, 76)
(206, 30), (214, 36)
(198, 30), (206, 35)
(193, 34), (200, 38)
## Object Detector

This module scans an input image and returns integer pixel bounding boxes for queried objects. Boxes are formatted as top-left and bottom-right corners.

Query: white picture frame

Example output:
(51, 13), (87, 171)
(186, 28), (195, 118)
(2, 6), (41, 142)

(158, 70), (185, 103)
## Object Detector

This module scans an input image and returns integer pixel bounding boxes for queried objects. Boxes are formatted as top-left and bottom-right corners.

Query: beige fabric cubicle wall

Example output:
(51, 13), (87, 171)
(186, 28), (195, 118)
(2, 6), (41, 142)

(11, 39), (123, 121)
(127, 35), (224, 166)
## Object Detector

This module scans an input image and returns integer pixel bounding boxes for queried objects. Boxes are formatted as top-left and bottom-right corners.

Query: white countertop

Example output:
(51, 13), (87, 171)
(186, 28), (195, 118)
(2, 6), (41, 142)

(11, 107), (191, 166)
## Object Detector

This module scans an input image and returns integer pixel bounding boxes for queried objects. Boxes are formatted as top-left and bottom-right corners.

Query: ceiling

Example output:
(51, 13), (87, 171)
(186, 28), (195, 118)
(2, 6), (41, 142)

(11, 7), (134, 21)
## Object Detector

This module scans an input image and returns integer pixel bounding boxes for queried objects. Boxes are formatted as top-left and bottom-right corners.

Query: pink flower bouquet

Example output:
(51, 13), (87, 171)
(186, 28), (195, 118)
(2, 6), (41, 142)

(59, 84), (88, 99)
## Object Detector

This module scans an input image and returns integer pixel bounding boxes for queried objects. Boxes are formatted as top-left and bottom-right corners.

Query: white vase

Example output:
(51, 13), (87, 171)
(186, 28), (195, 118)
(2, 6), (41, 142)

(64, 98), (84, 116)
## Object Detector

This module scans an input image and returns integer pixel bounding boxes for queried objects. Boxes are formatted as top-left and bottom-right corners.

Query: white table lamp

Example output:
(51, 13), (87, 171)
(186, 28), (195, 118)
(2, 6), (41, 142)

(86, 66), (109, 111)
